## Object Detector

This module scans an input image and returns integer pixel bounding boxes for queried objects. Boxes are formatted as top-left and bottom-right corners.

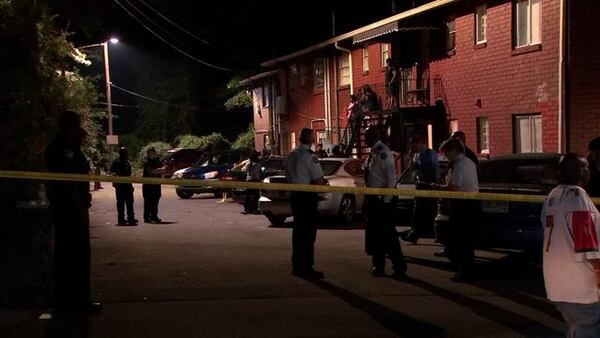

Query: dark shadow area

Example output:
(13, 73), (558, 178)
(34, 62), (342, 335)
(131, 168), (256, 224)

(152, 221), (178, 225)
(405, 254), (563, 321)
(307, 279), (446, 338)
(268, 218), (366, 230)
(404, 276), (563, 337)
(44, 314), (89, 338)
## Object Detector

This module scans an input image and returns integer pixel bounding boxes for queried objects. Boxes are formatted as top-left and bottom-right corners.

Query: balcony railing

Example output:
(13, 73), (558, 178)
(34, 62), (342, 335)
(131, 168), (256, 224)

(356, 73), (432, 110)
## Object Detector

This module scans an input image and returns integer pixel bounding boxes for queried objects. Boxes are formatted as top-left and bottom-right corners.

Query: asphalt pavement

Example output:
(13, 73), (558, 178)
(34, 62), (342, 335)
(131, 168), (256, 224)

(1, 184), (566, 337)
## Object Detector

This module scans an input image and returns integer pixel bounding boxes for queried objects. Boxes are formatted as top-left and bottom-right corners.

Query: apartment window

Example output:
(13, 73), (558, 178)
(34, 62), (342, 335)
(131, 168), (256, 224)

(261, 82), (270, 107)
(514, 0), (541, 48)
(446, 20), (456, 51)
(514, 114), (542, 153)
(362, 47), (369, 72)
(299, 65), (307, 87)
(381, 43), (390, 67)
(475, 5), (488, 44)
(338, 52), (351, 86)
(313, 59), (325, 92)
(477, 117), (490, 154)
(290, 131), (296, 150)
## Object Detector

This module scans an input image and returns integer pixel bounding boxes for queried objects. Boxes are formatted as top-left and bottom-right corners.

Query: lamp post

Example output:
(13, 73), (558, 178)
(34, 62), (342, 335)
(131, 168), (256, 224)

(79, 37), (119, 136)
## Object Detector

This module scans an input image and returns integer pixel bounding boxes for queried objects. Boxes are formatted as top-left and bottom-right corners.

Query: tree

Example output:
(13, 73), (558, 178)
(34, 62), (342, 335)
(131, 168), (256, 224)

(231, 124), (255, 153)
(174, 133), (231, 151)
(137, 141), (172, 166)
(224, 78), (252, 111)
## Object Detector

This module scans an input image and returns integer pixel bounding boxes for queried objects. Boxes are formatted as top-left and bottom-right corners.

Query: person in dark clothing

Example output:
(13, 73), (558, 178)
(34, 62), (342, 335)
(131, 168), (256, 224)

(404, 135), (441, 244)
(451, 131), (479, 167)
(384, 58), (400, 109)
(45, 110), (101, 315)
(286, 128), (325, 279)
(316, 143), (329, 158)
(243, 151), (261, 214)
(359, 84), (380, 113)
(111, 147), (137, 226)
(142, 147), (164, 223)
(437, 138), (480, 282)
(364, 127), (407, 279)
(586, 137), (600, 197)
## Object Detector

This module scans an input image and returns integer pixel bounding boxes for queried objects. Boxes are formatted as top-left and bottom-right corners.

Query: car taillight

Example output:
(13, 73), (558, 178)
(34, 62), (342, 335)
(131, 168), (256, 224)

(220, 173), (235, 181)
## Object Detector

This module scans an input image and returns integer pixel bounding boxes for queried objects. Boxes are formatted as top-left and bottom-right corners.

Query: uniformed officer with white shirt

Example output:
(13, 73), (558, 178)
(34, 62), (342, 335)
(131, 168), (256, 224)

(542, 154), (600, 337)
(286, 128), (325, 279)
(364, 127), (407, 278)
(438, 138), (479, 282)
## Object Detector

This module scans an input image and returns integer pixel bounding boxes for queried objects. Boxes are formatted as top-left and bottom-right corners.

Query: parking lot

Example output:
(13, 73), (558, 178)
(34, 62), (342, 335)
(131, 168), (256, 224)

(2, 184), (566, 338)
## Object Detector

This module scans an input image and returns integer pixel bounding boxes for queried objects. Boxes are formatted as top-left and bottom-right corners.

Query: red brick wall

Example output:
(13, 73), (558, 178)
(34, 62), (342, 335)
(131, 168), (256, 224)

(252, 85), (271, 152)
(567, 0), (600, 155)
(429, 0), (560, 155)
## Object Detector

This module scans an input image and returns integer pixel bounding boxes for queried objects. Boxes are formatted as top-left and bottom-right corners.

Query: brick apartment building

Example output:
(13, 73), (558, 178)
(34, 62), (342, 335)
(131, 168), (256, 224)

(242, 0), (600, 160)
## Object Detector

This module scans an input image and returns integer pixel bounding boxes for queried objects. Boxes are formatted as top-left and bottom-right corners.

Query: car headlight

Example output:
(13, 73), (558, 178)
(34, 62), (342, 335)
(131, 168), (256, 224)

(204, 171), (219, 179)
(172, 172), (184, 179)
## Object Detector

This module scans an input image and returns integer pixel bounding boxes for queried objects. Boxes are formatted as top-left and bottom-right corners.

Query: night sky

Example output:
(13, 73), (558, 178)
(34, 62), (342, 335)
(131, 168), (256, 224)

(45, 0), (397, 136)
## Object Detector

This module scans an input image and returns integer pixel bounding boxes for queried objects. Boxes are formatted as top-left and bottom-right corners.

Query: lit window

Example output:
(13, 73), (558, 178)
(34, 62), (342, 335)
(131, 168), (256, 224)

(362, 47), (369, 72)
(449, 119), (459, 134)
(475, 5), (488, 44)
(313, 59), (325, 92)
(515, 114), (542, 153)
(515, 0), (541, 48)
(477, 117), (490, 154)
(446, 20), (456, 51)
(338, 52), (351, 86)
(290, 131), (296, 150)
(381, 43), (390, 67)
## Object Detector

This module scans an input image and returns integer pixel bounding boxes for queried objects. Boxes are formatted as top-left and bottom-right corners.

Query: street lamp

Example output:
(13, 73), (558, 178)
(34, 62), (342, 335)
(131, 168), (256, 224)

(78, 37), (119, 137)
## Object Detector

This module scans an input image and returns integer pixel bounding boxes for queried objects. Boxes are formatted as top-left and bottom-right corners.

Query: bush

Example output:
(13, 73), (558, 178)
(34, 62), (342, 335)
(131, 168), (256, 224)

(175, 134), (204, 150)
(175, 133), (231, 152)
(231, 124), (255, 152)
(137, 141), (172, 166)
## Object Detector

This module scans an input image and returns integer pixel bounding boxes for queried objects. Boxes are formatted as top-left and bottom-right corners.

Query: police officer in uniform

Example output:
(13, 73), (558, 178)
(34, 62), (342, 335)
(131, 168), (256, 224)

(142, 147), (164, 223)
(286, 128), (325, 279)
(45, 110), (101, 314)
(111, 147), (138, 226)
(364, 127), (407, 278)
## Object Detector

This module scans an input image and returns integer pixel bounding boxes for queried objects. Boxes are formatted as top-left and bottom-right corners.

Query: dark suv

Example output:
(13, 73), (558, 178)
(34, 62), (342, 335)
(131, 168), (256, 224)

(173, 150), (241, 199)
(163, 148), (203, 178)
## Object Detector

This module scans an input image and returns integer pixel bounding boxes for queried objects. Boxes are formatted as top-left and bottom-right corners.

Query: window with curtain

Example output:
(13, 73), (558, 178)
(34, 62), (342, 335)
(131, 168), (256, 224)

(514, 0), (541, 48)
(338, 53), (351, 86)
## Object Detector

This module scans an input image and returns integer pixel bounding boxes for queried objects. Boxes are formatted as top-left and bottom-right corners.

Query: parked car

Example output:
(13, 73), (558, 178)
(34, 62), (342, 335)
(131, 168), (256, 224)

(162, 148), (203, 178)
(435, 153), (562, 252)
(172, 150), (241, 199)
(259, 157), (365, 225)
(222, 156), (287, 204)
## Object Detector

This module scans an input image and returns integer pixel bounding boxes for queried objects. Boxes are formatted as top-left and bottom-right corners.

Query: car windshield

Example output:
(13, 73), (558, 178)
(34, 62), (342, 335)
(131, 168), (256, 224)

(263, 159), (285, 171)
(194, 153), (227, 167)
(479, 159), (560, 185)
(320, 160), (343, 176)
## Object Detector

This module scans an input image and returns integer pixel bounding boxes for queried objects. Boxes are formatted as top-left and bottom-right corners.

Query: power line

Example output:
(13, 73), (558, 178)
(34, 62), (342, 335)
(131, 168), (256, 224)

(95, 102), (140, 108)
(113, 0), (235, 72)
(134, 0), (210, 45)
(110, 83), (199, 110)
(121, 0), (190, 49)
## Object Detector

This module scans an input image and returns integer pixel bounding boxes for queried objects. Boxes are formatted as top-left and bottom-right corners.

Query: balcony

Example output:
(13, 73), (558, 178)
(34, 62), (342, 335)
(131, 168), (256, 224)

(356, 72), (437, 112)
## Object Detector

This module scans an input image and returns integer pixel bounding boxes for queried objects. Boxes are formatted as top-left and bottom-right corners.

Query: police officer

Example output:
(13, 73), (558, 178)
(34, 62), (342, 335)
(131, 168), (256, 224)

(142, 147), (164, 223)
(364, 126), (407, 278)
(111, 147), (137, 226)
(286, 128), (325, 279)
(45, 110), (101, 314)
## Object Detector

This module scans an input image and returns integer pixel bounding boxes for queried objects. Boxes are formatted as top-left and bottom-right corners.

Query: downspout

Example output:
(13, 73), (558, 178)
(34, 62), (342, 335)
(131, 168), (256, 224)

(323, 59), (332, 142)
(558, 0), (566, 153)
(333, 54), (340, 144)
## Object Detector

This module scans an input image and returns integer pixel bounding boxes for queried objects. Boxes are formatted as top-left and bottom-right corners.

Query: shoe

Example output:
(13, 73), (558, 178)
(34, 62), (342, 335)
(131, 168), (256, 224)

(371, 268), (386, 277)
(292, 269), (325, 279)
(116, 220), (128, 226)
(128, 219), (139, 226)
(434, 250), (448, 258)
(149, 219), (162, 224)
(391, 270), (407, 280)
(240, 211), (248, 215)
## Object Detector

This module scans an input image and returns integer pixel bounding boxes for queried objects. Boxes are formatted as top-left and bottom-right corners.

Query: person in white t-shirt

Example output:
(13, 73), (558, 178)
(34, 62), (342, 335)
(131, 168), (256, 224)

(542, 154), (600, 337)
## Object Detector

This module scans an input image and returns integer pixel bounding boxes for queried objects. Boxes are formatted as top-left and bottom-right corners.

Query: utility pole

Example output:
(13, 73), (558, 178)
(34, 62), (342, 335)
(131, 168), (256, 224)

(103, 42), (113, 136)
(331, 9), (336, 37)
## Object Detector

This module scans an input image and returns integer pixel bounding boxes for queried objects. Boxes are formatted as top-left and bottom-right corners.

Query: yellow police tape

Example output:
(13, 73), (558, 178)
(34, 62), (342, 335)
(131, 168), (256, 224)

(1, 170), (599, 205)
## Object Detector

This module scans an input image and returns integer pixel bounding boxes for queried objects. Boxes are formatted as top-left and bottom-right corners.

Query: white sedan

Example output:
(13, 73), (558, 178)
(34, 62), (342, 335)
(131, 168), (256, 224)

(259, 158), (365, 225)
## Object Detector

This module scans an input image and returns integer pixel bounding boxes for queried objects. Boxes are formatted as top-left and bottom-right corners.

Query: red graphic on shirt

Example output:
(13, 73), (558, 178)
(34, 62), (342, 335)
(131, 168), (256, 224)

(572, 211), (599, 253)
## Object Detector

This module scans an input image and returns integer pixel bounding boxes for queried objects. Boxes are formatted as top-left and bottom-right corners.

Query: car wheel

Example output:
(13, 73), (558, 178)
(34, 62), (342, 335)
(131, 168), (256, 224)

(266, 214), (286, 226)
(338, 194), (356, 224)
(176, 190), (193, 199)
